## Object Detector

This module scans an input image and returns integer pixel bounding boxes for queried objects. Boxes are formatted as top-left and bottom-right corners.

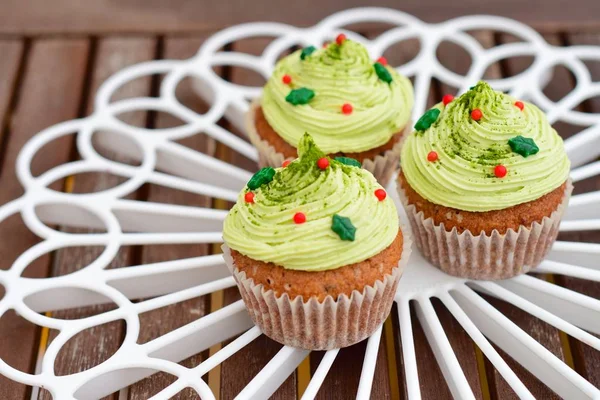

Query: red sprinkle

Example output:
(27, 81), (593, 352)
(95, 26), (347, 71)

(515, 101), (524, 111)
(377, 56), (387, 66)
(494, 164), (507, 178)
(293, 212), (306, 224)
(336, 33), (347, 45)
(342, 103), (353, 114)
(322, 42), (329, 48)
(471, 109), (483, 121)
(374, 189), (387, 201)
(442, 94), (454, 106)
(282, 74), (292, 84)
(282, 160), (291, 167)
(244, 192), (255, 203)
(427, 151), (438, 162)
(317, 157), (330, 169)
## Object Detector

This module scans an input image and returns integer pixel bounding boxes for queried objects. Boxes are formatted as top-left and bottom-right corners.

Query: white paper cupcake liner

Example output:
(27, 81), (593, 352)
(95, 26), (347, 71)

(245, 98), (409, 186)
(397, 178), (573, 280)
(221, 230), (412, 350)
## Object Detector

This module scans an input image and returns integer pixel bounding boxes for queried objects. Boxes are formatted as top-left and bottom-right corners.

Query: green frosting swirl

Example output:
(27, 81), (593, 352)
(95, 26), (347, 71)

(223, 134), (399, 271)
(261, 40), (414, 153)
(401, 81), (570, 212)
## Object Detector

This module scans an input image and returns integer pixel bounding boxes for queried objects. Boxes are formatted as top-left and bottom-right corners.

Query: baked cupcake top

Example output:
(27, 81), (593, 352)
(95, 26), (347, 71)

(223, 134), (399, 271)
(261, 37), (413, 154)
(401, 81), (570, 212)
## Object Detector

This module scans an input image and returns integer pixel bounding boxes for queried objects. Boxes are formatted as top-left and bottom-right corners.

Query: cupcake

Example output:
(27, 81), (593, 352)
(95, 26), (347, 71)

(398, 81), (572, 280)
(246, 34), (414, 185)
(222, 133), (411, 350)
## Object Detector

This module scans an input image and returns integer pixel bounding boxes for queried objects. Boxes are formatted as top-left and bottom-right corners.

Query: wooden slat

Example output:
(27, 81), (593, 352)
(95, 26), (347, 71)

(364, 29), (480, 399)
(0, 38), (24, 400)
(436, 300), (485, 398)
(422, 37), (490, 400)
(219, 329), (296, 399)
(0, 38), (89, 400)
(381, 34), (484, 399)
(127, 36), (215, 400)
(310, 336), (391, 399)
(472, 32), (567, 400)
(0, 39), (88, 204)
(392, 302), (484, 399)
(217, 37), (296, 400)
(433, 32), (511, 400)
(481, 295), (564, 399)
(0, 1), (599, 35)
(0, 23), (596, 400)
(555, 31), (600, 389)
(0, 40), (23, 146)
(374, 33), (438, 400)
(37, 37), (156, 400)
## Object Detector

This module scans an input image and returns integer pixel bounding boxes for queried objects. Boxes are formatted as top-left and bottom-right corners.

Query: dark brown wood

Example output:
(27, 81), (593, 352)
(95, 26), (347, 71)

(0, 38), (90, 400)
(218, 37), (296, 400)
(429, 34), (506, 400)
(128, 36), (216, 400)
(0, 38), (25, 400)
(389, 304), (408, 399)
(458, 32), (565, 400)
(481, 295), (564, 399)
(219, 330), (297, 400)
(37, 37), (156, 400)
(1, 1), (600, 35)
(554, 31), (600, 390)
(392, 302), (484, 399)
(384, 36), (444, 400)
(0, 40), (23, 146)
(435, 300), (485, 399)
(383, 34), (485, 400)
(309, 336), (391, 400)
(0, 12), (598, 400)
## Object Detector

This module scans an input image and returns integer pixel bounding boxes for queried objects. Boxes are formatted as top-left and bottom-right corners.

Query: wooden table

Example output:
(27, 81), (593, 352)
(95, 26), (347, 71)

(0, 2), (599, 399)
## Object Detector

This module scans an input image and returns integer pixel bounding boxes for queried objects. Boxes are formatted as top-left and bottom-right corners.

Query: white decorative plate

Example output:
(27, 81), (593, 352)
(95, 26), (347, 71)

(1, 7), (600, 400)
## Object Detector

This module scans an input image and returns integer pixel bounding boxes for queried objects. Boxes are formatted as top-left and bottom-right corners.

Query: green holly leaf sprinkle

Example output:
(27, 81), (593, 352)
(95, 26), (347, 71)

(508, 135), (539, 158)
(286, 88), (315, 105)
(373, 62), (393, 84)
(331, 214), (356, 241)
(300, 46), (316, 60)
(334, 156), (361, 168)
(414, 108), (441, 132)
(247, 167), (276, 190)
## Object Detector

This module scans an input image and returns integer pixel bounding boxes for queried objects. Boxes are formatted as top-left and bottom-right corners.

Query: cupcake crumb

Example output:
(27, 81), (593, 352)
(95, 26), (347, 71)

(230, 230), (403, 302)
(324, 284), (336, 293)
(399, 172), (567, 235)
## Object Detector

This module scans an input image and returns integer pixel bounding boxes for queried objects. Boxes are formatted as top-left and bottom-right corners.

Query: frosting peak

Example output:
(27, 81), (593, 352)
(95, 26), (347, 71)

(223, 134), (399, 271)
(261, 40), (414, 153)
(401, 81), (570, 212)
